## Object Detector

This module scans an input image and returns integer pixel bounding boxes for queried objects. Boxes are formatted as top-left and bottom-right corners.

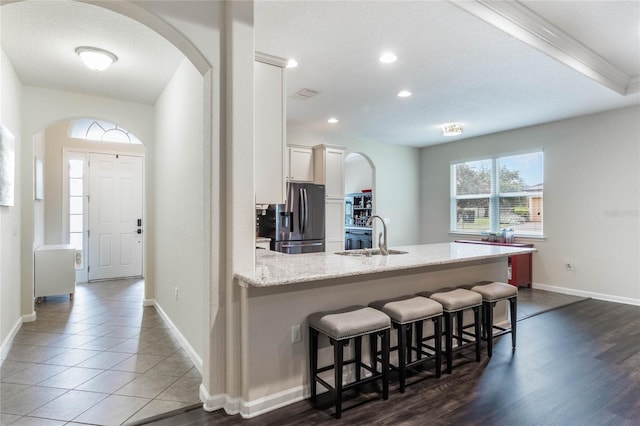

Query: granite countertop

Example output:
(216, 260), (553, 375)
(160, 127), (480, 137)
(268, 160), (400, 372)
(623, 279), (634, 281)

(236, 242), (536, 288)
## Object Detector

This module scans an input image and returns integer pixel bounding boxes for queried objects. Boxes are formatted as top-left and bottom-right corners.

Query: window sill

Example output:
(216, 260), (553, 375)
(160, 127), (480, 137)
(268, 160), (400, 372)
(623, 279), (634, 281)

(448, 231), (547, 242)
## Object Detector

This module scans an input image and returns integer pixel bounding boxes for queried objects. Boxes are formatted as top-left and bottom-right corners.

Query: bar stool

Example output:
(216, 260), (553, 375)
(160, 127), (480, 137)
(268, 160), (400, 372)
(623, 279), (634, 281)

(417, 288), (482, 374)
(369, 295), (443, 393)
(308, 305), (391, 419)
(468, 281), (518, 357)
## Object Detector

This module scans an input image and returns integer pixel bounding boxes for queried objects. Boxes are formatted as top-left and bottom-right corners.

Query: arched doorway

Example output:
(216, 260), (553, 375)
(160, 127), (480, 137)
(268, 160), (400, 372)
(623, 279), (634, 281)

(2, 0), (216, 421)
(344, 152), (376, 249)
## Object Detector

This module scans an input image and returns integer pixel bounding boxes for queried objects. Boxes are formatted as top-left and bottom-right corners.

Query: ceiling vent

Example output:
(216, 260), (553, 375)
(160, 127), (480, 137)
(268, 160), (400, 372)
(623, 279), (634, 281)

(290, 88), (320, 100)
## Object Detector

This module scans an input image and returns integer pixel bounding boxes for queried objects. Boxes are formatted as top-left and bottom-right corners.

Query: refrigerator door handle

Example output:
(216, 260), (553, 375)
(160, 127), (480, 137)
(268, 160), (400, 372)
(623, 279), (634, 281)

(303, 188), (309, 236)
(298, 188), (305, 235)
(281, 242), (323, 248)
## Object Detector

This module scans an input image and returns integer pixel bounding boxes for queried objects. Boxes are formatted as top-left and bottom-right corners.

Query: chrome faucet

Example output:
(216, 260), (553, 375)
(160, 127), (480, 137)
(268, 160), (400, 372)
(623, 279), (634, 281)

(366, 215), (388, 256)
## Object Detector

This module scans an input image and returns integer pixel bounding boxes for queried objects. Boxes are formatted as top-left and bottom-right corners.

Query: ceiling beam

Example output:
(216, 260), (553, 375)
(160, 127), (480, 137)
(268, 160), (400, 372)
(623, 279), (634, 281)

(451, 0), (637, 95)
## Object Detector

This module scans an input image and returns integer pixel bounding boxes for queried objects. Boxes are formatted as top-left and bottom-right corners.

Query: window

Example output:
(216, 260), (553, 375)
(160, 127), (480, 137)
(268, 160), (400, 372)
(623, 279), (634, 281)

(68, 158), (85, 269)
(451, 151), (543, 236)
(70, 118), (142, 145)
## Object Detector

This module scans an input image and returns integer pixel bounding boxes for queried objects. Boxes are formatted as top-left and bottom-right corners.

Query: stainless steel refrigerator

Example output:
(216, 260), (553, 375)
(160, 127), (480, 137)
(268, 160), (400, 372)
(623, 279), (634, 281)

(259, 183), (325, 254)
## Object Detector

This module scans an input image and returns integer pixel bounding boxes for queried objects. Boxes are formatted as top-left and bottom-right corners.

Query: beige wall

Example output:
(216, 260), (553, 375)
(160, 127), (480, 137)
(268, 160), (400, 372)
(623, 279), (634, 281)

(152, 57), (205, 361)
(33, 130), (45, 247)
(420, 106), (640, 303)
(0, 48), (23, 350)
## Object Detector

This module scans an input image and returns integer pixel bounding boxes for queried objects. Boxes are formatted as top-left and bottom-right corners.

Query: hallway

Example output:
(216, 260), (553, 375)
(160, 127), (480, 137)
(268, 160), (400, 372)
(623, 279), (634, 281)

(1, 279), (201, 425)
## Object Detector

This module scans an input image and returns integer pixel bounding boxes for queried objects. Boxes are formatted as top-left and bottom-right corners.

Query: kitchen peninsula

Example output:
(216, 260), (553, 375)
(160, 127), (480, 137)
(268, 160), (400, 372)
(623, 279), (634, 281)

(233, 242), (536, 416)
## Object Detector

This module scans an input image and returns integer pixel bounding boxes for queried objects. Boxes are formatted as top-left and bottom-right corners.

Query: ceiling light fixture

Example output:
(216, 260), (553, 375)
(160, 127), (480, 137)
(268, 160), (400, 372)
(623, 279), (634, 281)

(397, 90), (412, 98)
(379, 52), (397, 64)
(328, 118), (339, 124)
(442, 123), (464, 137)
(75, 46), (118, 71)
(286, 59), (298, 68)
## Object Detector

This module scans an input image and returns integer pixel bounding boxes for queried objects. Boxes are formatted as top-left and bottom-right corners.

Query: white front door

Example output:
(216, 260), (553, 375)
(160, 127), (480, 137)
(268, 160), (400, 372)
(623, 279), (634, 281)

(88, 153), (143, 280)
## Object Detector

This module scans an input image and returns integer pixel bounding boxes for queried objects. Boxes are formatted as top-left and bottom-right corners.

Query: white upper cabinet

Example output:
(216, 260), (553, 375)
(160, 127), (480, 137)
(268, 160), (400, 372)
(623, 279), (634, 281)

(288, 146), (314, 182)
(314, 145), (345, 199)
(255, 53), (287, 205)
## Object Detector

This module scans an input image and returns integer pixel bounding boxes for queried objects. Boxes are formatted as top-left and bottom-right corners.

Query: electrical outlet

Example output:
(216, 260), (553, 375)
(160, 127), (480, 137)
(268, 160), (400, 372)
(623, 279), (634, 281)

(565, 260), (575, 271)
(174, 286), (179, 300)
(291, 324), (301, 343)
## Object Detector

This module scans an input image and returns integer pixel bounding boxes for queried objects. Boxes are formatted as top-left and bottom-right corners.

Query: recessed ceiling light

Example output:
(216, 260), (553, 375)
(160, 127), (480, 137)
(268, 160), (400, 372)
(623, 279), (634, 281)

(397, 90), (412, 98)
(328, 118), (339, 124)
(379, 52), (397, 64)
(75, 46), (117, 71)
(442, 123), (464, 137)
(286, 59), (298, 68)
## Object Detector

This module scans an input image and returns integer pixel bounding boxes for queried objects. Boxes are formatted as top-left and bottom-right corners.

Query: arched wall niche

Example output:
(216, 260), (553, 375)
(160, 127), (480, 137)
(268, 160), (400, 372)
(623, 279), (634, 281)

(345, 152), (375, 195)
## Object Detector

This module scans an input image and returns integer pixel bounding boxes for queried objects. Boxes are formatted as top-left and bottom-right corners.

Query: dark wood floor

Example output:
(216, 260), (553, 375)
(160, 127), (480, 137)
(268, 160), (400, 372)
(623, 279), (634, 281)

(145, 299), (640, 425)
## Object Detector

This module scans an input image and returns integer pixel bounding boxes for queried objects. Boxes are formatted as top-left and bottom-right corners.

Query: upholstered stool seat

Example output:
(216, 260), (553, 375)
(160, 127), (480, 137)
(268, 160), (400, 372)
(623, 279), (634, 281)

(369, 296), (443, 392)
(417, 288), (482, 374)
(468, 281), (518, 357)
(308, 305), (391, 419)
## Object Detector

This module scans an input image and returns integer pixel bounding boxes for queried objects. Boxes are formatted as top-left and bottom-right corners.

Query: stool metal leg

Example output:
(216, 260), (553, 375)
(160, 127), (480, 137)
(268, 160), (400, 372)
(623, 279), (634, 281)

(333, 339), (345, 419)
(381, 329), (390, 400)
(355, 336), (362, 381)
(510, 296), (517, 350)
(444, 311), (453, 374)
(397, 323), (407, 393)
(415, 320), (423, 361)
(406, 323), (413, 363)
(433, 316), (442, 378)
(309, 328), (318, 403)
(486, 301), (494, 357)
(369, 333), (378, 372)
(473, 306), (482, 362)
(456, 310), (464, 346)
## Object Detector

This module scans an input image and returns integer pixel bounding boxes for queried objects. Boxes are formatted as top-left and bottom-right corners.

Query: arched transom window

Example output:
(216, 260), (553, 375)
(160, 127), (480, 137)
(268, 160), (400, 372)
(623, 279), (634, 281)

(70, 118), (142, 145)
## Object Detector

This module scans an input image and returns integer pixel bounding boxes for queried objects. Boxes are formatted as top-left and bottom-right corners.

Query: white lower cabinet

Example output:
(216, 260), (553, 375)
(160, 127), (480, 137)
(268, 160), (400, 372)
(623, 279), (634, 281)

(34, 245), (76, 301)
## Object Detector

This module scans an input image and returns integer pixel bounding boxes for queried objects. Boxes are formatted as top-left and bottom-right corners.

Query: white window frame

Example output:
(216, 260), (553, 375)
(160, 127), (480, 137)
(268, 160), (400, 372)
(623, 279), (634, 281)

(62, 150), (89, 283)
(450, 150), (544, 237)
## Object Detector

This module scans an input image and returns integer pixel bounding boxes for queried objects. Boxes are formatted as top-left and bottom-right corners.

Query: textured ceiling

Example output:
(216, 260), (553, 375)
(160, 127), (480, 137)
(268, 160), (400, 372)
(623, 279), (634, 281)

(1, 0), (638, 147)
(255, 0), (640, 147)
(0, 0), (184, 104)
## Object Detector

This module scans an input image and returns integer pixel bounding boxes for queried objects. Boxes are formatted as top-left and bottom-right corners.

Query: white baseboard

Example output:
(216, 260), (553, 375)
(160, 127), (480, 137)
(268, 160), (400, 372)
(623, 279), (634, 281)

(200, 385), (224, 412)
(240, 385), (307, 418)
(199, 385), (243, 415)
(199, 384), (307, 419)
(533, 283), (640, 306)
(22, 310), (37, 323)
(1, 311), (35, 360)
(146, 299), (204, 374)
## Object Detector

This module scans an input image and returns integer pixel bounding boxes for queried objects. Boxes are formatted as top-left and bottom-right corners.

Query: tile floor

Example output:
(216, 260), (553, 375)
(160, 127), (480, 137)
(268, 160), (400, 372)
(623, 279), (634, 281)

(0, 279), (201, 426)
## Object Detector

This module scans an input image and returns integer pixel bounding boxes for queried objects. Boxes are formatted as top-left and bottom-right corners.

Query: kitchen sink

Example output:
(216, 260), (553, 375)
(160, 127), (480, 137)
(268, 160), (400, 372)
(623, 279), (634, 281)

(334, 249), (408, 256)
